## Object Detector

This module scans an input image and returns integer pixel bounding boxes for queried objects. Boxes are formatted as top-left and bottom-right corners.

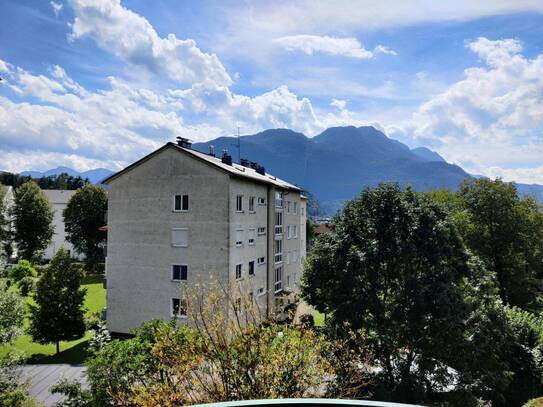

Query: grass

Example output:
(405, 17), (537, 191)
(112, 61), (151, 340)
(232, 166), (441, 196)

(0, 274), (106, 364)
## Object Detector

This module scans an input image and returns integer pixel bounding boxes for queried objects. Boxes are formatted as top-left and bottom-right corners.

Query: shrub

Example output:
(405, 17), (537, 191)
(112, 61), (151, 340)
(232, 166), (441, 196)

(10, 260), (36, 282)
(16, 276), (35, 297)
(523, 397), (543, 407)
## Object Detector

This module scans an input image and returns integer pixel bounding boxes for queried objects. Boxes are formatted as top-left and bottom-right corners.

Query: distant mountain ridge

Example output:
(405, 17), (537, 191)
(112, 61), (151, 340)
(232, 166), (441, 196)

(17, 126), (543, 214)
(21, 166), (114, 184)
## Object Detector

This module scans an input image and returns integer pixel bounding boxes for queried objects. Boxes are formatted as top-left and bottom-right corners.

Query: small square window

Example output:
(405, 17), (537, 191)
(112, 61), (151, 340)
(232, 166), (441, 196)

(172, 265), (188, 281)
(235, 264), (242, 279)
(249, 260), (255, 276)
(257, 227), (266, 235)
(257, 197), (266, 205)
(174, 194), (189, 211)
(257, 256), (266, 265)
(172, 228), (189, 247)
(172, 298), (187, 317)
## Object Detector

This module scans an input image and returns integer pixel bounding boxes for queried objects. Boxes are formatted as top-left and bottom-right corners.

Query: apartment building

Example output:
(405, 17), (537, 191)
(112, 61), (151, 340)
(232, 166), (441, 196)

(42, 189), (82, 260)
(102, 138), (306, 334)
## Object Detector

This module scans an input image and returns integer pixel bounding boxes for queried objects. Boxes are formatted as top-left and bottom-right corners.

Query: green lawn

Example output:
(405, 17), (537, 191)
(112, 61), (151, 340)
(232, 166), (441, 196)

(0, 274), (105, 364)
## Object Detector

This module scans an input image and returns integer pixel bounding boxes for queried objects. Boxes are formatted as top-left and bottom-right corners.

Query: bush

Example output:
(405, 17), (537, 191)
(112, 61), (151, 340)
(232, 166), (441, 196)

(85, 311), (103, 331)
(10, 260), (36, 282)
(86, 262), (105, 275)
(523, 397), (543, 407)
(16, 276), (35, 297)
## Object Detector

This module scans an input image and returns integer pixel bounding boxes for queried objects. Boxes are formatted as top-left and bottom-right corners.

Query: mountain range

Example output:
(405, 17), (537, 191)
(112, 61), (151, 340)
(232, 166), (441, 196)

(18, 126), (543, 214)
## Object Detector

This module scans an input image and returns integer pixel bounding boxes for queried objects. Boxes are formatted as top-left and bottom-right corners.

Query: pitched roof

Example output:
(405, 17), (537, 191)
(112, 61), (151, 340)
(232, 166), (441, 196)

(42, 189), (76, 204)
(103, 142), (302, 191)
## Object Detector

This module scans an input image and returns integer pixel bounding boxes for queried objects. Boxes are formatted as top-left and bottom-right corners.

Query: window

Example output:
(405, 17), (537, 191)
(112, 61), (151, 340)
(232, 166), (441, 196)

(287, 225), (291, 239)
(257, 287), (265, 296)
(274, 239), (283, 263)
(275, 212), (283, 235)
(287, 275), (291, 288)
(257, 197), (266, 205)
(286, 251), (291, 265)
(236, 195), (243, 212)
(274, 266), (283, 293)
(287, 201), (291, 214)
(257, 256), (266, 265)
(172, 265), (188, 281)
(257, 226), (266, 235)
(248, 228), (255, 245)
(292, 250), (298, 263)
(293, 225), (297, 238)
(249, 196), (255, 212)
(172, 228), (189, 247)
(275, 191), (283, 208)
(174, 194), (189, 211)
(235, 264), (242, 279)
(172, 298), (187, 317)
(293, 202), (298, 214)
(236, 228), (244, 247)
(301, 207), (304, 216)
(248, 260), (255, 276)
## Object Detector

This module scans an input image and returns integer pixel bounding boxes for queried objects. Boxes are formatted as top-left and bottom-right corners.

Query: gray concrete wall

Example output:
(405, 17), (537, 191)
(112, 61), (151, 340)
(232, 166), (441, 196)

(106, 147), (230, 334)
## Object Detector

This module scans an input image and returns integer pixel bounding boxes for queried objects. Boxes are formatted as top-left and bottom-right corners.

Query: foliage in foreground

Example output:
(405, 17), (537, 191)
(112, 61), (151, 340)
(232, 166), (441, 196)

(0, 281), (25, 344)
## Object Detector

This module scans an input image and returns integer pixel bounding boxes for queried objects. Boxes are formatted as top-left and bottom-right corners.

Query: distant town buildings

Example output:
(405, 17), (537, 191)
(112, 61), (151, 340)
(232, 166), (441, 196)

(103, 139), (307, 334)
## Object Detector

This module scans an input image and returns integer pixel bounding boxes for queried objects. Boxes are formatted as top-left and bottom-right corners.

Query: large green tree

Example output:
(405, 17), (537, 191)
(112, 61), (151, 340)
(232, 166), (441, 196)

(12, 181), (54, 260)
(63, 185), (107, 264)
(29, 247), (86, 354)
(301, 184), (476, 403)
(457, 178), (543, 311)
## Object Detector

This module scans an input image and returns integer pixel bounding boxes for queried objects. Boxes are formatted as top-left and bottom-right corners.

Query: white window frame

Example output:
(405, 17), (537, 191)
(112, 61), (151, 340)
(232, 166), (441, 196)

(257, 226), (266, 235)
(235, 263), (242, 280)
(274, 239), (283, 263)
(235, 228), (244, 247)
(257, 256), (266, 265)
(249, 196), (255, 213)
(286, 225), (291, 239)
(248, 228), (256, 245)
(293, 225), (297, 238)
(275, 191), (283, 208)
(275, 212), (283, 235)
(293, 202), (298, 214)
(171, 264), (188, 281)
(248, 260), (255, 276)
(173, 194), (189, 212)
(171, 228), (189, 247)
(257, 197), (266, 205)
(171, 298), (187, 318)
(287, 201), (291, 214)
(236, 195), (243, 212)
(274, 266), (283, 293)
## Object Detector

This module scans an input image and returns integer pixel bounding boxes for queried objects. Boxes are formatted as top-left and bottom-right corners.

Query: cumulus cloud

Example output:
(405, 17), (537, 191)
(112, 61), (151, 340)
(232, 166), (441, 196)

(408, 36), (543, 183)
(0, 59), (10, 73)
(272, 35), (395, 59)
(330, 98), (347, 109)
(68, 0), (232, 87)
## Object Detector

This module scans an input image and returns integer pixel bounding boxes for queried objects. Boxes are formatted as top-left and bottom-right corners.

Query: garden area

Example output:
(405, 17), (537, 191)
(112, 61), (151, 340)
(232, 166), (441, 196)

(0, 272), (105, 364)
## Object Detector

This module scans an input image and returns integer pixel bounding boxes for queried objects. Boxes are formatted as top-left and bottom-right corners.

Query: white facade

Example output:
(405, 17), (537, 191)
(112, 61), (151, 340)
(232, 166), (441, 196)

(104, 142), (307, 334)
(42, 190), (79, 259)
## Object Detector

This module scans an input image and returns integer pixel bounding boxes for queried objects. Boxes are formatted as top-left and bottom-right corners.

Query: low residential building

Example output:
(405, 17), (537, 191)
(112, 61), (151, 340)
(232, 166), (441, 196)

(103, 138), (307, 335)
(42, 189), (81, 259)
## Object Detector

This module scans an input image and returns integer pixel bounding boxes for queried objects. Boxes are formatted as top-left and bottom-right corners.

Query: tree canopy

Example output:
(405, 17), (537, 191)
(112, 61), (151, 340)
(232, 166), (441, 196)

(28, 247), (87, 354)
(63, 184), (107, 263)
(12, 181), (54, 260)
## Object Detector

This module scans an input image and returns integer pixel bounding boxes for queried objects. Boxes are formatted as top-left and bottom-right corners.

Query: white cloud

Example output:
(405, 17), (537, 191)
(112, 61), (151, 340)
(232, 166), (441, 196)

(373, 45), (397, 56)
(0, 59), (10, 73)
(50, 1), (63, 16)
(273, 35), (374, 59)
(407, 37), (543, 183)
(68, 0), (232, 87)
(330, 99), (347, 109)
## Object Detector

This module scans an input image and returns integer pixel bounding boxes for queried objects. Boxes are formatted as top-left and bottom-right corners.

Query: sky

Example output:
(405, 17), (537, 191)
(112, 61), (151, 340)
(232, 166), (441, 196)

(1, 0), (543, 184)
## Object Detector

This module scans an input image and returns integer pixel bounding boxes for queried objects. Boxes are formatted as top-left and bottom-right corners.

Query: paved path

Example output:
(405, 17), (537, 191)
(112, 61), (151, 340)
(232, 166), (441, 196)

(21, 364), (87, 406)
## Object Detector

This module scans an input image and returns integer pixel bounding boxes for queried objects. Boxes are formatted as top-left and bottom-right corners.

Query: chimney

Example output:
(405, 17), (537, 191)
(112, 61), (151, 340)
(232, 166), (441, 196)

(249, 161), (266, 175)
(221, 149), (232, 165)
(240, 158), (251, 167)
(208, 145), (215, 157)
(176, 137), (192, 149)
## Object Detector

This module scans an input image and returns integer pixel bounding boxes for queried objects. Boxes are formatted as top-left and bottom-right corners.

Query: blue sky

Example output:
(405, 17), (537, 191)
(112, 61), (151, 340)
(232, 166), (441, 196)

(1, 1), (543, 184)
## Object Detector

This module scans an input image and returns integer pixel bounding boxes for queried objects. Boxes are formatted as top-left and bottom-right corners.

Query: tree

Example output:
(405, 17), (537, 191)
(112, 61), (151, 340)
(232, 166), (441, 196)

(457, 178), (543, 311)
(12, 181), (54, 260)
(28, 247), (86, 354)
(301, 183), (478, 403)
(63, 185), (107, 264)
(0, 281), (25, 344)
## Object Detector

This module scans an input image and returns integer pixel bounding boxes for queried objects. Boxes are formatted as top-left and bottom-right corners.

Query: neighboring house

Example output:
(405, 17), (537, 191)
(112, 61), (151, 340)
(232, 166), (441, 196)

(103, 138), (307, 335)
(42, 189), (81, 259)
